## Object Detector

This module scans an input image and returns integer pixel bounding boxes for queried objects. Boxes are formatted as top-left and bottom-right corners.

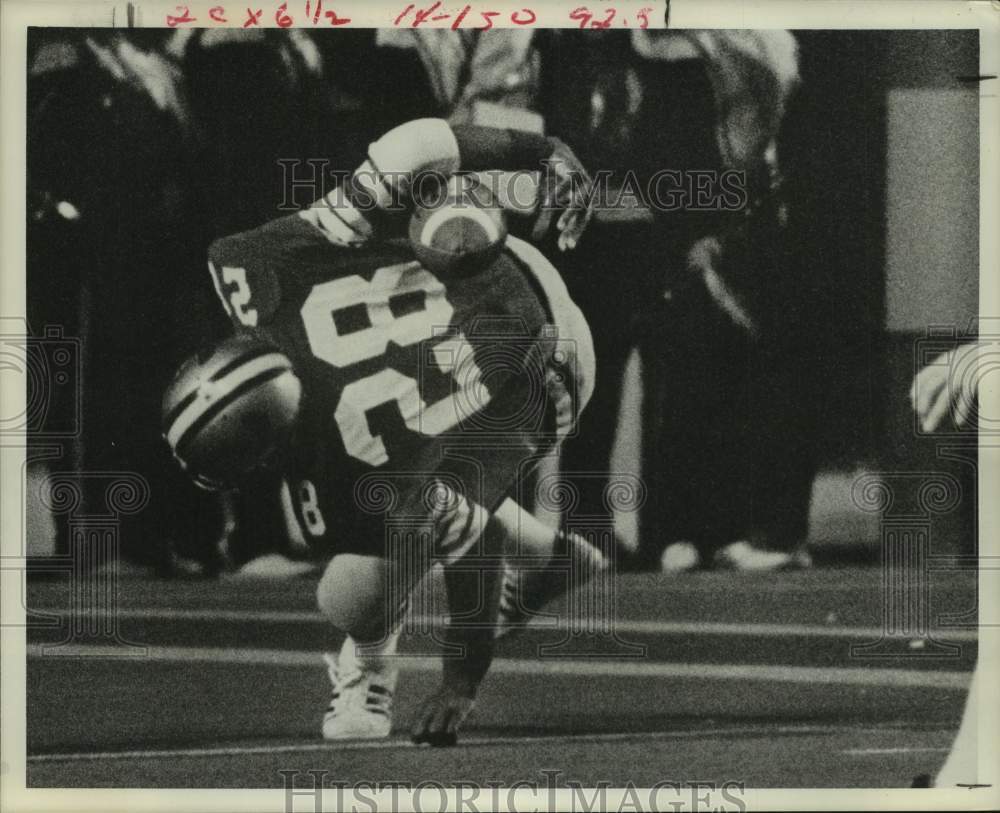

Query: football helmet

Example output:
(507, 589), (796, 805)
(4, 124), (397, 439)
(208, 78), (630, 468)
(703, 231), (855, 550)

(161, 333), (302, 490)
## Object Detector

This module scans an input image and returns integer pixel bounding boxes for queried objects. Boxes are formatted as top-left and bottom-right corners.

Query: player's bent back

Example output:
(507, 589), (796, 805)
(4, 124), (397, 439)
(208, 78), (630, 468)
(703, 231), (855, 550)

(207, 210), (593, 562)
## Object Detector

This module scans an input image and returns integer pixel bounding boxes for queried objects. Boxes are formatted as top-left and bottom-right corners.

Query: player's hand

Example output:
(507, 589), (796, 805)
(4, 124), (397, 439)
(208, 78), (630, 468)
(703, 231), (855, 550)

(410, 684), (476, 747)
(540, 138), (595, 252)
(909, 343), (982, 432)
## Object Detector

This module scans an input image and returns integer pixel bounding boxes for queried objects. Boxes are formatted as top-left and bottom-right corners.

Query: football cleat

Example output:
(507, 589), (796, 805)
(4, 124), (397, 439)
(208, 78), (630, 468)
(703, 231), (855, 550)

(495, 530), (606, 639)
(161, 333), (302, 490)
(322, 636), (398, 740)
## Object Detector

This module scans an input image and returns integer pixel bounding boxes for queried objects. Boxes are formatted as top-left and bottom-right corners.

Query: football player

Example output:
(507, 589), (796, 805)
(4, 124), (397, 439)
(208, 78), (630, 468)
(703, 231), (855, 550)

(165, 118), (601, 745)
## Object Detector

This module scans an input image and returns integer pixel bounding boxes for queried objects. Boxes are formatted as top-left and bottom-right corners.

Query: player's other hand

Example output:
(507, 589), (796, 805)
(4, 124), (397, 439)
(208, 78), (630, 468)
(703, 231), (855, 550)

(540, 138), (595, 252)
(410, 684), (476, 747)
(909, 342), (982, 432)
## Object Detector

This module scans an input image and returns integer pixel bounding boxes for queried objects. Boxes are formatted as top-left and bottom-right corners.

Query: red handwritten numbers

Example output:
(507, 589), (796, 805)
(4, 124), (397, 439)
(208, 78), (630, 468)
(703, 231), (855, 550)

(393, 4), (652, 30)
(275, 2), (293, 26)
(164, 2), (350, 26)
(166, 5), (196, 26)
(571, 5), (651, 28)
(411, 2), (442, 26)
(393, 4), (543, 29)
(451, 4), (471, 28)
(165, 2), (652, 29)
(325, 8), (351, 24)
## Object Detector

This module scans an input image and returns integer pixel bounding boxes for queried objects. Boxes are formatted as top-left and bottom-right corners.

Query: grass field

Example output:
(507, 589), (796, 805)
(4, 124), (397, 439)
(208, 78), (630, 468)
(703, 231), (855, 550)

(23, 566), (976, 788)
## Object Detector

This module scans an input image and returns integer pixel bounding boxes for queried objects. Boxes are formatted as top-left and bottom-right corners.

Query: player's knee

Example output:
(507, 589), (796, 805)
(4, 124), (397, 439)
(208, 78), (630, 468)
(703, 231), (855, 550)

(316, 554), (389, 637)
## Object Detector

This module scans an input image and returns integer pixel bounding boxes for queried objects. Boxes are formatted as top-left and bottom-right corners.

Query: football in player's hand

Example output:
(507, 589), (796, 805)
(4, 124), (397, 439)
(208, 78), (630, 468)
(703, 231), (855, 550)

(409, 175), (507, 277)
(161, 333), (301, 490)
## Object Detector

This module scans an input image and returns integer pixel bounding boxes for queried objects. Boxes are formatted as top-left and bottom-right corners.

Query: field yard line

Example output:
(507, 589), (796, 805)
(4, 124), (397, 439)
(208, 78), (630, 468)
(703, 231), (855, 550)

(25, 724), (895, 764)
(27, 644), (972, 690)
(27, 607), (980, 642)
(841, 747), (951, 756)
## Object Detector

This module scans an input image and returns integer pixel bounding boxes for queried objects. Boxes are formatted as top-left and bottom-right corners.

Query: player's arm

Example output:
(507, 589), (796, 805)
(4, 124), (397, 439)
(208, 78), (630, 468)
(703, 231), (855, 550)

(453, 125), (596, 251)
(310, 119), (594, 251)
(410, 518), (504, 747)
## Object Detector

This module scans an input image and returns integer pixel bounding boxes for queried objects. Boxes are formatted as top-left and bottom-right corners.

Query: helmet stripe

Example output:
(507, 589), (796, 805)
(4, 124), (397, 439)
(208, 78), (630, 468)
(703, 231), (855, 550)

(166, 353), (294, 451)
(209, 347), (289, 384)
(173, 367), (292, 460)
(162, 347), (283, 430)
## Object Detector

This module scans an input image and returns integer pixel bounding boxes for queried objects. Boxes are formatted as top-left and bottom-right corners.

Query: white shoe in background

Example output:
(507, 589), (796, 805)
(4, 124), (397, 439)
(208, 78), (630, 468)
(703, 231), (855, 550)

(660, 541), (701, 573)
(714, 540), (794, 571)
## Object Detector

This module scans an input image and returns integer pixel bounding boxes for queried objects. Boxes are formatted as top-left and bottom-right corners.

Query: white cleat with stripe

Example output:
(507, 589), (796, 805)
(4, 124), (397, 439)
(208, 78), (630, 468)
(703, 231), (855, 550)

(322, 636), (397, 741)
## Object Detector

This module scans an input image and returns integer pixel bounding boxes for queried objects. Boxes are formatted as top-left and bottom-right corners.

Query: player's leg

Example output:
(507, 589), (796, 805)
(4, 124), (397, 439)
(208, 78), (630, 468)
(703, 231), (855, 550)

(489, 498), (607, 638)
(490, 239), (603, 634)
(317, 480), (490, 740)
(933, 667), (979, 786)
(316, 550), (420, 740)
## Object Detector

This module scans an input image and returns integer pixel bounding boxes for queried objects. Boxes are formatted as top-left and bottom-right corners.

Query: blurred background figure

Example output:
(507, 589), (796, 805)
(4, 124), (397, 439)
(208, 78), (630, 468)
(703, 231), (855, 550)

(628, 30), (813, 572)
(540, 30), (814, 572)
(909, 336), (989, 788)
(27, 29), (220, 574)
(374, 28), (541, 127)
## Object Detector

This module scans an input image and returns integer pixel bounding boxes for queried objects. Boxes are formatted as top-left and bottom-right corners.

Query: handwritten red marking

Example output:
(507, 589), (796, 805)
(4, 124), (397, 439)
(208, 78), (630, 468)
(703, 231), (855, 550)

(166, 4), (196, 26)
(637, 6), (651, 28)
(451, 3), (471, 27)
(208, 5), (227, 22)
(478, 9), (499, 29)
(592, 7), (615, 28)
(275, 1), (293, 26)
(510, 7), (536, 24)
(243, 6), (263, 26)
(394, 3), (414, 24)
(325, 8), (351, 23)
(412, 1), (442, 26)
(569, 6), (592, 28)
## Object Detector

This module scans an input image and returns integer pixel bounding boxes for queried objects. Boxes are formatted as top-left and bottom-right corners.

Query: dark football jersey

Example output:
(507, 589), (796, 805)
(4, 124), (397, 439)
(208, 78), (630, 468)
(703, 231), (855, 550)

(208, 211), (565, 556)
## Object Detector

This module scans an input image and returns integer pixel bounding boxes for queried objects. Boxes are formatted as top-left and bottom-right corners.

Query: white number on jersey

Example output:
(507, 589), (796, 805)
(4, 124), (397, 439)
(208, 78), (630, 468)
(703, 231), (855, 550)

(296, 479), (327, 537)
(209, 262), (259, 327)
(302, 261), (491, 467)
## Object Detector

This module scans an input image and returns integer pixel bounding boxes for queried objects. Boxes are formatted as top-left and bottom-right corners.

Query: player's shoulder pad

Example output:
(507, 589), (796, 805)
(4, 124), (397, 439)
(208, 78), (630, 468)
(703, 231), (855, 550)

(503, 236), (573, 319)
(368, 118), (461, 178)
(208, 213), (320, 267)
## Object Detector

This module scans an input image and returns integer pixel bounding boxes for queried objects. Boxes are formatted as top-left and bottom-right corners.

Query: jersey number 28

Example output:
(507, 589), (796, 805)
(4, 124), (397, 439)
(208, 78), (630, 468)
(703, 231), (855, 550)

(217, 260), (491, 468)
